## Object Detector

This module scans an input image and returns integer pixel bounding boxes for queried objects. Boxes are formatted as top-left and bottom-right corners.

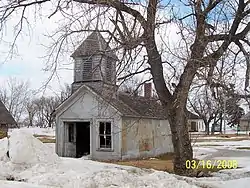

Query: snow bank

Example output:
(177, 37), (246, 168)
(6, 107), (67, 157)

(193, 147), (218, 159)
(8, 130), (59, 165)
(0, 138), (8, 161)
(0, 180), (51, 188)
(8, 127), (55, 137)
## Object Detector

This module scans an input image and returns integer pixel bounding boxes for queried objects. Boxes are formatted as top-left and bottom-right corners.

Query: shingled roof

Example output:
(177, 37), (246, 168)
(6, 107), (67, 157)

(71, 31), (117, 59)
(0, 100), (17, 125)
(54, 84), (201, 120)
(88, 85), (199, 119)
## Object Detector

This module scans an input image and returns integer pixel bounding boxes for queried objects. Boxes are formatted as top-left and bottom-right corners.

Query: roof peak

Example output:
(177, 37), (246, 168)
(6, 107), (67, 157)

(71, 31), (117, 59)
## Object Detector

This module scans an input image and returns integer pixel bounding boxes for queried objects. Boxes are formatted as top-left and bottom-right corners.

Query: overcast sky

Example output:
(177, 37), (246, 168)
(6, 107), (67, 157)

(0, 1), (182, 96)
(0, 3), (74, 96)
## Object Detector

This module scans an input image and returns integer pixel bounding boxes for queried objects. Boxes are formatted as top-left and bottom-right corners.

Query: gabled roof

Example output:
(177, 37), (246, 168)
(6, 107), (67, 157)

(0, 100), (17, 125)
(54, 84), (201, 120)
(187, 111), (200, 120)
(71, 31), (117, 60)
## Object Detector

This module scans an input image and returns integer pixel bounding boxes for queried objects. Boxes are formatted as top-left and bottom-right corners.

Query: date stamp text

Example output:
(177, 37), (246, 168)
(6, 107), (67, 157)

(186, 160), (238, 169)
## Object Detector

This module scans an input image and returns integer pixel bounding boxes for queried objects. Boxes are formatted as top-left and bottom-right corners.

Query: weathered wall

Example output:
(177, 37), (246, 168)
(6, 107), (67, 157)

(56, 89), (122, 160)
(121, 117), (173, 160)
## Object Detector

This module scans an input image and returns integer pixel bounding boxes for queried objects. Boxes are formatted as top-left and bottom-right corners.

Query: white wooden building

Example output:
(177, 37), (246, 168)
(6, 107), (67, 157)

(53, 32), (202, 160)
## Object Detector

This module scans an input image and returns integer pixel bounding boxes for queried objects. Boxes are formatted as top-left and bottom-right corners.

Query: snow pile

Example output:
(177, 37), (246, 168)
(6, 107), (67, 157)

(8, 130), (59, 165)
(8, 127), (55, 137)
(193, 147), (217, 159)
(0, 138), (8, 161)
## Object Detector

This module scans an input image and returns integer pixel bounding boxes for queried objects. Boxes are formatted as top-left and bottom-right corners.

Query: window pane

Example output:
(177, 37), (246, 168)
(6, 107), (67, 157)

(100, 136), (106, 148)
(99, 122), (105, 134)
(106, 136), (112, 148)
(106, 122), (111, 134)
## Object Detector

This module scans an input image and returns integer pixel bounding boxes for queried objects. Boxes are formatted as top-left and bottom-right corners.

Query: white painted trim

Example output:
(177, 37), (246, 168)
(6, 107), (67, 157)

(62, 119), (93, 157)
(95, 118), (114, 151)
(56, 84), (122, 118)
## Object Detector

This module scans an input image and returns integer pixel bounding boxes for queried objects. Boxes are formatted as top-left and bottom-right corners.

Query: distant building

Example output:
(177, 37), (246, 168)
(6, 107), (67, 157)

(53, 32), (203, 160)
(239, 112), (250, 131)
(187, 113), (205, 132)
(0, 100), (17, 138)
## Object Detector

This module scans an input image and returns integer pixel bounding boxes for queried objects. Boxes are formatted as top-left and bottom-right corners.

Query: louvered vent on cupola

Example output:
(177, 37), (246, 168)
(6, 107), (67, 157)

(71, 31), (118, 85)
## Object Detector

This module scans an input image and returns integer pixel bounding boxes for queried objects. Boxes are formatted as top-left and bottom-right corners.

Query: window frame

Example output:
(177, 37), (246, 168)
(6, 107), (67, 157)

(97, 120), (113, 151)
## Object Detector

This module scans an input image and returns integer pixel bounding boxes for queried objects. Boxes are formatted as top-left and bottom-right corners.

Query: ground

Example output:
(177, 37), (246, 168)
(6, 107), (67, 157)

(0, 127), (250, 187)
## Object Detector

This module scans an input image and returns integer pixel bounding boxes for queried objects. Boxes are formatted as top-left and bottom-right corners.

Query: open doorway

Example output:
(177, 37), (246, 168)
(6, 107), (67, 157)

(76, 122), (90, 158)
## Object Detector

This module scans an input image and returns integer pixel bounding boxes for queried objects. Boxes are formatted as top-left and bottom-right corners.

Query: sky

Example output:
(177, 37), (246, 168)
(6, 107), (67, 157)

(0, 0), (181, 96)
(0, 2), (74, 96)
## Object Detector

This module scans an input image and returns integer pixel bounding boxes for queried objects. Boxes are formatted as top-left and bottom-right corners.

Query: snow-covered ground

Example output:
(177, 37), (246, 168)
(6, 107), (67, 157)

(1, 130), (250, 188)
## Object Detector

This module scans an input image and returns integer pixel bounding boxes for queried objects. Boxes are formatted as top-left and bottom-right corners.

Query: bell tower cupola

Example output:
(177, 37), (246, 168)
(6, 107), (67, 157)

(71, 32), (117, 93)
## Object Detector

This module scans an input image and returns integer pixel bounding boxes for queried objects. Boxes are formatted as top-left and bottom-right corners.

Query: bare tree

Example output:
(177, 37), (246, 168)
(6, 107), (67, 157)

(189, 85), (220, 135)
(0, 77), (31, 124)
(59, 83), (72, 102)
(1, 0), (250, 175)
(25, 99), (38, 127)
(43, 96), (60, 128)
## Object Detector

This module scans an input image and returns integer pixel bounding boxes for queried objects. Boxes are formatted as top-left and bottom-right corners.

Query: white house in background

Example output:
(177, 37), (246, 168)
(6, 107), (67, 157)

(53, 31), (203, 160)
(188, 116), (206, 132)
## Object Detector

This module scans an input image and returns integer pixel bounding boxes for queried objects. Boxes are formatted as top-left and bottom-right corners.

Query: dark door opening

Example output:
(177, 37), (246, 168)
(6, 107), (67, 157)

(76, 121), (90, 158)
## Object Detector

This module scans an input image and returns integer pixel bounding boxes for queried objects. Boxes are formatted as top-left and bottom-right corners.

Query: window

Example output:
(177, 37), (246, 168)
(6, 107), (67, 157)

(82, 57), (92, 80)
(190, 121), (197, 132)
(68, 123), (75, 142)
(99, 122), (112, 149)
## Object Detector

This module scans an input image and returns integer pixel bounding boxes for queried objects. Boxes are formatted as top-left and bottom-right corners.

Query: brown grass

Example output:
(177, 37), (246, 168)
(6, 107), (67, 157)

(0, 130), (7, 139)
(112, 153), (175, 172)
(33, 134), (54, 138)
(38, 137), (56, 143)
(104, 153), (227, 175)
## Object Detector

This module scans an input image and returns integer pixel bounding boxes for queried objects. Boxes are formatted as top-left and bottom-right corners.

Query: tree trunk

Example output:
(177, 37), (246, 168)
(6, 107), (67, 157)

(204, 121), (210, 135)
(168, 108), (193, 175)
(211, 122), (215, 135)
(219, 112), (223, 133)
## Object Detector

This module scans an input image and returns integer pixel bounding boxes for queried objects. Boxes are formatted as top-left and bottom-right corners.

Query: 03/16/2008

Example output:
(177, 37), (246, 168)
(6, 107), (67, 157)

(185, 160), (238, 169)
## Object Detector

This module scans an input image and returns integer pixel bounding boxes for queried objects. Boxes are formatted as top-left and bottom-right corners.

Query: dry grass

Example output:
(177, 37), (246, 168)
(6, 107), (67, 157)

(38, 137), (56, 143)
(105, 153), (227, 175)
(33, 134), (54, 138)
(112, 153), (175, 172)
(0, 130), (7, 139)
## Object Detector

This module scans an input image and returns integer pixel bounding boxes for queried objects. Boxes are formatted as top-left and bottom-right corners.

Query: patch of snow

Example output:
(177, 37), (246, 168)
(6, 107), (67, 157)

(194, 140), (250, 149)
(193, 147), (218, 159)
(0, 180), (51, 188)
(2, 129), (250, 188)
(8, 130), (59, 165)
(8, 127), (55, 137)
(0, 138), (8, 161)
